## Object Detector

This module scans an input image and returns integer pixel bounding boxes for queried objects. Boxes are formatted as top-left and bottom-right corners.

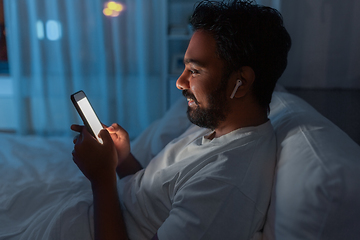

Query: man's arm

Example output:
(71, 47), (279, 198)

(71, 126), (129, 239)
(91, 174), (128, 240)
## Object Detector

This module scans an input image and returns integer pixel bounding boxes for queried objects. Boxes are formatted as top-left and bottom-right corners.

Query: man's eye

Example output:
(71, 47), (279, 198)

(189, 69), (199, 75)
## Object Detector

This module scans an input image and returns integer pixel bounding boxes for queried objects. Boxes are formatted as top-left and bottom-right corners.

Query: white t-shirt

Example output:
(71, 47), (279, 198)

(118, 121), (276, 240)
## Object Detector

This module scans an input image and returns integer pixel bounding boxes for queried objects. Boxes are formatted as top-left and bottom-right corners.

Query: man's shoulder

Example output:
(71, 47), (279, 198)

(206, 121), (275, 148)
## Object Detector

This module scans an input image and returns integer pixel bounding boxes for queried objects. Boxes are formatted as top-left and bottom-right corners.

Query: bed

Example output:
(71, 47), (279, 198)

(1, 89), (360, 239)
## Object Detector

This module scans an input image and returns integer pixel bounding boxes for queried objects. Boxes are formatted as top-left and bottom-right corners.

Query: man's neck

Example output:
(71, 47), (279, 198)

(212, 104), (269, 139)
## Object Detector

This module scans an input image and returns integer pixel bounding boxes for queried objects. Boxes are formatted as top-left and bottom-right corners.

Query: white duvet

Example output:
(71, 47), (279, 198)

(0, 133), (94, 240)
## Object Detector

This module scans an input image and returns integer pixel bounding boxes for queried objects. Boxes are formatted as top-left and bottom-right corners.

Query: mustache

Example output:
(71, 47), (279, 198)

(182, 90), (199, 104)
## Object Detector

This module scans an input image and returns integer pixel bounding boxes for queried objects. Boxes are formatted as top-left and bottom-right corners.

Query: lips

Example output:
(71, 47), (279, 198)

(183, 90), (198, 107)
(187, 98), (197, 107)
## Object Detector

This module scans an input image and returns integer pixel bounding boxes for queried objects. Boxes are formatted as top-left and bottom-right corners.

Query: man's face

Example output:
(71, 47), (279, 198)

(176, 30), (231, 130)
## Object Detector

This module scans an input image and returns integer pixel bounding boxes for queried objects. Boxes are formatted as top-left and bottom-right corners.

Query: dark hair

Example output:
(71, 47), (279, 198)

(190, 0), (291, 108)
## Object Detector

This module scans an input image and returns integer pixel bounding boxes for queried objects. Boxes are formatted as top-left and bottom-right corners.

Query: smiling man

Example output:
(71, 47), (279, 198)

(71, 1), (291, 239)
(178, 29), (270, 137)
(180, 29), (232, 132)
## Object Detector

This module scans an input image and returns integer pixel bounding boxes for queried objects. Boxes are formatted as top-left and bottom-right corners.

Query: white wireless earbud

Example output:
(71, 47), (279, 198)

(230, 79), (242, 99)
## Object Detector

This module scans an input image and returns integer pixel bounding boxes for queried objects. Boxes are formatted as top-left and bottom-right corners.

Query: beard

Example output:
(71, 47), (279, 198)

(183, 75), (230, 130)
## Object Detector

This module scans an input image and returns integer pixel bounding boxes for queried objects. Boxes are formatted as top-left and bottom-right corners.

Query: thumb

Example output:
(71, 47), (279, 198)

(98, 129), (113, 145)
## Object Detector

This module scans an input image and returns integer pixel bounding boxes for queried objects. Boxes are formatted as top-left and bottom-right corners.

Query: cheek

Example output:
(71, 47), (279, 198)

(190, 82), (207, 100)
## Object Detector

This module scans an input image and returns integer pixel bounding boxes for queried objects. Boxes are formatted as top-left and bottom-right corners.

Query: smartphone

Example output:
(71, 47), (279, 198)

(71, 90), (103, 144)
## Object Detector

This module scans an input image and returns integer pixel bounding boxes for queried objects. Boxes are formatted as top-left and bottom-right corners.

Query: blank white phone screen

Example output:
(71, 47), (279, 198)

(77, 98), (103, 144)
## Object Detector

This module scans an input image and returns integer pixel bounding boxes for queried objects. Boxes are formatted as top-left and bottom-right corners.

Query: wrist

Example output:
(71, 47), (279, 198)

(90, 171), (117, 190)
(116, 153), (143, 179)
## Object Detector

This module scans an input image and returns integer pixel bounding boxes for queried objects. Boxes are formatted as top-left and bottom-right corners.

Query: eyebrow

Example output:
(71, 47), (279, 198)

(184, 58), (206, 67)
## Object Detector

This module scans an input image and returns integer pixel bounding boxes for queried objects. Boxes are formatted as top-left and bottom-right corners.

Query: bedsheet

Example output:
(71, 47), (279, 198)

(0, 133), (94, 240)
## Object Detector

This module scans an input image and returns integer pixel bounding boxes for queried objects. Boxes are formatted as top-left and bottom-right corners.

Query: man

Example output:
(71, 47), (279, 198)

(71, 0), (291, 239)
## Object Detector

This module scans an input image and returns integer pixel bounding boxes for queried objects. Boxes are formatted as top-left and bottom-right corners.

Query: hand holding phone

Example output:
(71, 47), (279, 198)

(71, 90), (104, 144)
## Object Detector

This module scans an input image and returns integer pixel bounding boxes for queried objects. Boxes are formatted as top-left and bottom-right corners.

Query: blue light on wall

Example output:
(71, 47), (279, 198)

(36, 20), (44, 40)
(36, 20), (62, 41)
(46, 20), (62, 41)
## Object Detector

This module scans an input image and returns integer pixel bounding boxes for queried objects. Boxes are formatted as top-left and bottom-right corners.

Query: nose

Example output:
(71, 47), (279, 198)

(176, 70), (190, 90)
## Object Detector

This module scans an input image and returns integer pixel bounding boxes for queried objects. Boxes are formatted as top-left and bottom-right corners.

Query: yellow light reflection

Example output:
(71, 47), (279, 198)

(107, 2), (117, 10)
(103, 2), (124, 17)
(115, 4), (123, 12)
(103, 8), (113, 16)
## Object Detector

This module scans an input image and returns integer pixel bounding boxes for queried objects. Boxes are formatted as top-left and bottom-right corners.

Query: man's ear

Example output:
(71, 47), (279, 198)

(230, 66), (255, 98)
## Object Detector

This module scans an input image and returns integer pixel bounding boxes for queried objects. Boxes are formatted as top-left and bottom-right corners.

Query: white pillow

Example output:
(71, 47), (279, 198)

(264, 92), (360, 240)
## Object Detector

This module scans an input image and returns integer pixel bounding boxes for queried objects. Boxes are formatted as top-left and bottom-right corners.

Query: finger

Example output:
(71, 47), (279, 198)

(71, 124), (84, 133)
(106, 124), (116, 133)
(74, 137), (81, 151)
(101, 123), (108, 128)
(81, 126), (94, 140)
(72, 149), (80, 167)
(73, 135), (78, 144)
(107, 123), (124, 133)
(73, 134), (81, 144)
(99, 129), (113, 145)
